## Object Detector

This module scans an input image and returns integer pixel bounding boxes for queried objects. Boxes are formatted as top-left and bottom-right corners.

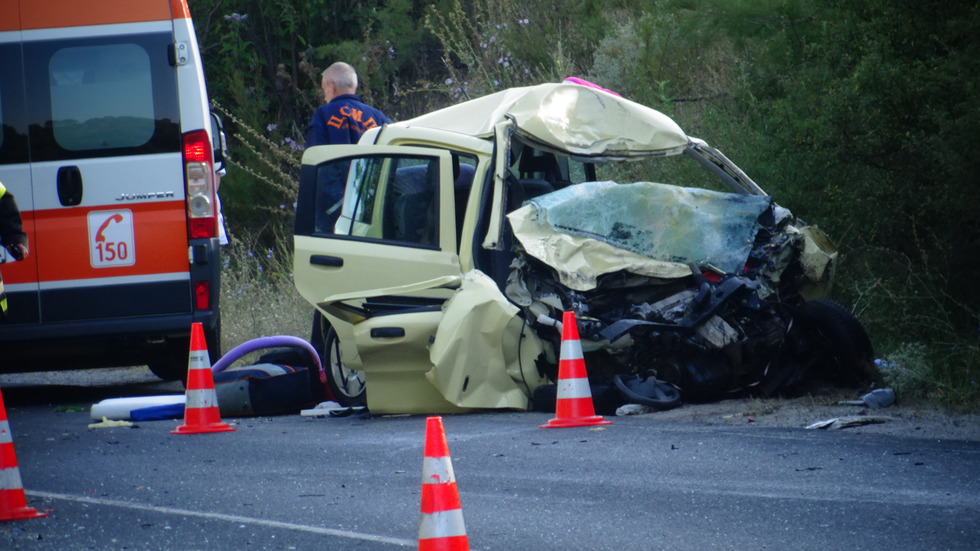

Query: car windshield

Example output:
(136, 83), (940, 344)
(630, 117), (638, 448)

(524, 180), (772, 274)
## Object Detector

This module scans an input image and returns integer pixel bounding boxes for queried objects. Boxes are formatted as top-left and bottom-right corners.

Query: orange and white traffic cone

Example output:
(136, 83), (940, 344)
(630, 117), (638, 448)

(0, 385), (48, 521)
(540, 311), (612, 429)
(171, 323), (234, 435)
(418, 416), (469, 551)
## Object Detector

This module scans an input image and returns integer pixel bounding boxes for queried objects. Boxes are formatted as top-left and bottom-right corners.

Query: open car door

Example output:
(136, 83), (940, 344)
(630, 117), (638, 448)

(294, 145), (463, 412)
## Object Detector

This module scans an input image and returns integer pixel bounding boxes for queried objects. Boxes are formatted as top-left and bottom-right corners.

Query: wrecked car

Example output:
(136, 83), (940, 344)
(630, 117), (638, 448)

(293, 81), (874, 414)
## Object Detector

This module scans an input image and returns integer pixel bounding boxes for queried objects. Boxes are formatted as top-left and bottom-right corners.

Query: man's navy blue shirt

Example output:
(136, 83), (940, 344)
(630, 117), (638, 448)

(305, 94), (391, 147)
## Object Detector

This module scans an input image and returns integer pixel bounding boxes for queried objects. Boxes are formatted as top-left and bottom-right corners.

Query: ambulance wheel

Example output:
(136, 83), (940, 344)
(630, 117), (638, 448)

(148, 339), (190, 382)
(312, 313), (366, 407)
(147, 324), (220, 384)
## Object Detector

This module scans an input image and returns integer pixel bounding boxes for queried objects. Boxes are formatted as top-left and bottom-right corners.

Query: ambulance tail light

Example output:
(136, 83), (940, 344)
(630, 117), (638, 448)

(194, 281), (211, 310)
(183, 129), (217, 239)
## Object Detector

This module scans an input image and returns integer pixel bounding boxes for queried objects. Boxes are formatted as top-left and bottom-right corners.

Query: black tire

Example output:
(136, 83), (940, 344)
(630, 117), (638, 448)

(147, 322), (220, 385)
(613, 373), (682, 411)
(312, 312), (367, 407)
(795, 299), (875, 385)
(148, 339), (188, 382)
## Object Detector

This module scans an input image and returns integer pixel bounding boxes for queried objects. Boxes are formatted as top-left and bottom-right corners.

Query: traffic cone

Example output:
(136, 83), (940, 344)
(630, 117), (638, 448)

(540, 311), (612, 428)
(418, 416), (469, 551)
(0, 385), (48, 521)
(172, 323), (234, 434)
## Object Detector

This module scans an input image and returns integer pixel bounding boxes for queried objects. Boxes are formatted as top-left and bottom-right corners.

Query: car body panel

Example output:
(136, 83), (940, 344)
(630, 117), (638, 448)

(429, 270), (548, 410)
(393, 83), (689, 158)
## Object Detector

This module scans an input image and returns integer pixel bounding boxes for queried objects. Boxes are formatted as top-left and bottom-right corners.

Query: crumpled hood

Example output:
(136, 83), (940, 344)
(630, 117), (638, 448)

(393, 82), (690, 158)
(508, 181), (773, 290)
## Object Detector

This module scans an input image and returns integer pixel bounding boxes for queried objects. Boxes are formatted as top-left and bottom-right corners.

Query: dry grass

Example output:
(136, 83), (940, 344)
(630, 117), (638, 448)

(218, 237), (312, 363)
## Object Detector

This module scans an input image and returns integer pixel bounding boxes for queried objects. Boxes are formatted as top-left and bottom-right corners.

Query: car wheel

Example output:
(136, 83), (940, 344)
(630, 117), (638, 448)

(613, 373), (682, 411)
(312, 313), (367, 407)
(148, 322), (220, 385)
(148, 337), (190, 383)
(795, 299), (875, 385)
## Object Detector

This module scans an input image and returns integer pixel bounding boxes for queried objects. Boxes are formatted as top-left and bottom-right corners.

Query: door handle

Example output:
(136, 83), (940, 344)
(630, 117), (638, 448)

(370, 327), (405, 339)
(57, 166), (83, 206)
(310, 255), (343, 267)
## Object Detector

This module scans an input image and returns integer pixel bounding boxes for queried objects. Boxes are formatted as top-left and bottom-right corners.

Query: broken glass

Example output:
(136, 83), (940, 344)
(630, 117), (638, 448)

(525, 181), (772, 274)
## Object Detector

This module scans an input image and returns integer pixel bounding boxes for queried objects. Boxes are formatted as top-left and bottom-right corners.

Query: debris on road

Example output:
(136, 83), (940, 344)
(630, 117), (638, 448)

(838, 388), (896, 409)
(87, 417), (135, 429)
(805, 415), (896, 430)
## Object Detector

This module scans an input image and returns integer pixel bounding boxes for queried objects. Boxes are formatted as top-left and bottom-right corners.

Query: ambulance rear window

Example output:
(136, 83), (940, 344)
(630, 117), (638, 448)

(49, 43), (155, 151)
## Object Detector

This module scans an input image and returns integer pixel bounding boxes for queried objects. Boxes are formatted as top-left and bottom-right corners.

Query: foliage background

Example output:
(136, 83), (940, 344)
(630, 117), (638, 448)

(189, 0), (979, 407)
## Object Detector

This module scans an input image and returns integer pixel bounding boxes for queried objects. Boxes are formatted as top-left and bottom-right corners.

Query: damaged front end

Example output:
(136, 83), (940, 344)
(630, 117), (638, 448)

(506, 179), (857, 407)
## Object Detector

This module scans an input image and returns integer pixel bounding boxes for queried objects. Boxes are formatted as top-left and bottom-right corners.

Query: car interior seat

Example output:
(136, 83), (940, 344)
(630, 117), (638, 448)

(517, 152), (559, 199)
(389, 163), (437, 245)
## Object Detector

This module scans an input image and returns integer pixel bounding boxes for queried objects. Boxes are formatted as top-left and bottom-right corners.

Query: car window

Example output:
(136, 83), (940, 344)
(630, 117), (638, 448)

(322, 153), (442, 247)
(49, 43), (155, 151)
(24, 33), (180, 161)
(594, 153), (730, 193)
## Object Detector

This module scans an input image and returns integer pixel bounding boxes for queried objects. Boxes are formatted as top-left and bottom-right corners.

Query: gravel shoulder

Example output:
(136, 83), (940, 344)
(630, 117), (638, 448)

(632, 390), (980, 441)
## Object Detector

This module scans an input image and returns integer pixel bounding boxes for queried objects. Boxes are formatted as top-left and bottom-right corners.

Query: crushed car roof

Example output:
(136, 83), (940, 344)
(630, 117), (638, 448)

(393, 82), (691, 158)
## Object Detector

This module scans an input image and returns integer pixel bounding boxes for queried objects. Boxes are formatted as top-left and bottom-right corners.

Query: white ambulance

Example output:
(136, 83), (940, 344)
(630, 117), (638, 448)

(0, 0), (222, 379)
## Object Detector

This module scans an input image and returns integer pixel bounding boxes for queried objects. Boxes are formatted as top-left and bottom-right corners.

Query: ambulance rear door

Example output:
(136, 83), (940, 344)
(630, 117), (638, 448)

(20, 3), (192, 327)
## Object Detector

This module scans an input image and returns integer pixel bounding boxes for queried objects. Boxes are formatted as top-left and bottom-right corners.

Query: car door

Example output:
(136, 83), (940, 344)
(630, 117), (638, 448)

(294, 145), (461, 373)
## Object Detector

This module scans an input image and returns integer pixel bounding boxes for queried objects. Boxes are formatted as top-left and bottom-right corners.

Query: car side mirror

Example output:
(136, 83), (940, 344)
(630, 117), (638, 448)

(210, 112), (228, 167)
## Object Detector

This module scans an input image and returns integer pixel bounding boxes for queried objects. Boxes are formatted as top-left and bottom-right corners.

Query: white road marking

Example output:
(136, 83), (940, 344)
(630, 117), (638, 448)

(26, 490), (415, 547)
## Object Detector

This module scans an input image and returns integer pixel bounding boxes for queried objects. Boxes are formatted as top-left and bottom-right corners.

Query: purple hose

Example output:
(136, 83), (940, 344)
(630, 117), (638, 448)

(210, 336), (326, 391)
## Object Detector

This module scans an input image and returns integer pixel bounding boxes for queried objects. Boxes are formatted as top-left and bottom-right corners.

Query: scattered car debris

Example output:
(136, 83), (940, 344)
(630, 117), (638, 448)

(301, 400), (367, 418)
(805, 415), (896, 430)
(838, 388), (896, 409)
(615, 403), (658, 416)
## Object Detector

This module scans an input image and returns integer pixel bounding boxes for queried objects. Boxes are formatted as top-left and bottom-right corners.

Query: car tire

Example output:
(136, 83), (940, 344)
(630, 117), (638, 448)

(312, 312), (367, 407)
(147, 321), (220, 385)
(795, 299), (875, 385)
(148, 337), (190, 383)
(613, 373), (682, 411)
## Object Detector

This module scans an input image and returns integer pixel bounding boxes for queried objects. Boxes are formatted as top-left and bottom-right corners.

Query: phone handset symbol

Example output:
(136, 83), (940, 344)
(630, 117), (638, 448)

(96, 213), (125, 242)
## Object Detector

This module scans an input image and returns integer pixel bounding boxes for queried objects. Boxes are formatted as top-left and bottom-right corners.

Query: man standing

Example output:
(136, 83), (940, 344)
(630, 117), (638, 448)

(305, 62), (391, 232)
(305, 62), (391, 147)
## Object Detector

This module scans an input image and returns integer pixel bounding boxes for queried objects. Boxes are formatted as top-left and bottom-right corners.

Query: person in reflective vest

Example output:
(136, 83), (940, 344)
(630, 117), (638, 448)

(0, 181), (29, 318)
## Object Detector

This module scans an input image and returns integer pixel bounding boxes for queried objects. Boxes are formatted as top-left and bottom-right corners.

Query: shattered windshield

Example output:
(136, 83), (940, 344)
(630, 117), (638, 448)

(525, 181), (772, 274)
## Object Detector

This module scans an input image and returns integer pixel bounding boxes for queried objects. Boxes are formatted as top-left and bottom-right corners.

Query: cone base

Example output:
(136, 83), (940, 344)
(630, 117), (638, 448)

(0, 506), (49, 521)
(170, 422), (235, 434)
(539, 415), (612, 429)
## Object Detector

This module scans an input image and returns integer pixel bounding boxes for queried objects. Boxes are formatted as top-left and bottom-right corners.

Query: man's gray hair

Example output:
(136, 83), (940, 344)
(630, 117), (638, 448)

(322, 62), (357, 93)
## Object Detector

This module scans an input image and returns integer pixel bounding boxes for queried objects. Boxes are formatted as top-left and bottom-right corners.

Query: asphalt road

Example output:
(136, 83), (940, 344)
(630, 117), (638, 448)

(1, 371), (978, 550)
